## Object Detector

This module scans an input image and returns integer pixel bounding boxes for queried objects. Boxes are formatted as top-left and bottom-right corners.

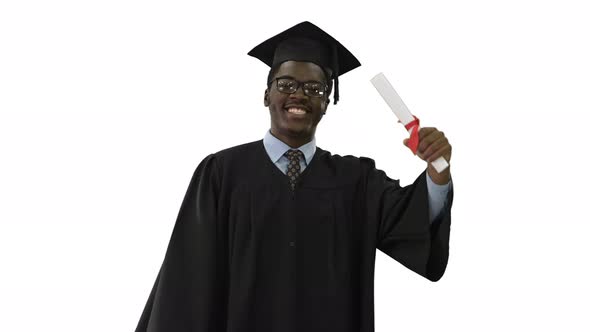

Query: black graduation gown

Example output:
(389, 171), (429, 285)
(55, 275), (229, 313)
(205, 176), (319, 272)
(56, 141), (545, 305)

(135, 139), (453, 332)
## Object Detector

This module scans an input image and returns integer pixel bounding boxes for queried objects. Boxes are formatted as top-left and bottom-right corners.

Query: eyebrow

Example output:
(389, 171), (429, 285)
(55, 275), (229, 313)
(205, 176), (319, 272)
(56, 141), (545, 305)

(275, 75), (295, 80)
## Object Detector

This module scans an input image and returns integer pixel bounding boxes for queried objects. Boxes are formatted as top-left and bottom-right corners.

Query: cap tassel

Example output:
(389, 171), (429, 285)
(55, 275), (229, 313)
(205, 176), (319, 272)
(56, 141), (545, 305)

(334, 76), (339, 105)
(332, 44), (340, 105)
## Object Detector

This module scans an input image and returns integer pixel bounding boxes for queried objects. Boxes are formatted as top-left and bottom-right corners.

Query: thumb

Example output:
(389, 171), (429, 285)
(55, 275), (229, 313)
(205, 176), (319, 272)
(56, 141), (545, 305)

(403, 138), (409, 147)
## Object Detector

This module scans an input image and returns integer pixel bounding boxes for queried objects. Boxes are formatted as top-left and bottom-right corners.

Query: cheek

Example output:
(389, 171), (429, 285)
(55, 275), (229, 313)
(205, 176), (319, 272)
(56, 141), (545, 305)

(269, 93), (288, 111)
(315, 99), (327, 113)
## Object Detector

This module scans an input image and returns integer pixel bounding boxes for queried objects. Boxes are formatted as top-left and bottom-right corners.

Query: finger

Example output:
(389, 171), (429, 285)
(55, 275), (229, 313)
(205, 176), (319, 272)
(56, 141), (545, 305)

(427, 144), (452, 163)
(417, 128), (441, 147)
(421, 128), (444, 142)
(418, 127), (436, 140)
(423, 137), (448, 160)
(418, 130), (443, 153)
(419, 129), (446, 153)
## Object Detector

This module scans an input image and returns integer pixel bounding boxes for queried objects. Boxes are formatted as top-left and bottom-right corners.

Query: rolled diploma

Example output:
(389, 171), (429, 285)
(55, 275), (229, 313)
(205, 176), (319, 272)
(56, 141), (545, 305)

(370, 72), (449, 173)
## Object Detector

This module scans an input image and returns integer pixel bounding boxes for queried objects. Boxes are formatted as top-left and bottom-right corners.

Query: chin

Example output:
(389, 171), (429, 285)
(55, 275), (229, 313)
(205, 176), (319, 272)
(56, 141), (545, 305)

(280, 125), (304, 135)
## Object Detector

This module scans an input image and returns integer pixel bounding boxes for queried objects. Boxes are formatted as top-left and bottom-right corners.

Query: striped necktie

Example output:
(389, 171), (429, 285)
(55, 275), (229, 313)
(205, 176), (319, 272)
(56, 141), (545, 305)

(285, 149), (304, 191)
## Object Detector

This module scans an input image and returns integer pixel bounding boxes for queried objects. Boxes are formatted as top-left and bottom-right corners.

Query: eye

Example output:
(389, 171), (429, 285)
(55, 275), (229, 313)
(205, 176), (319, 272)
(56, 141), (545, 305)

(305, 82), (324, 95)
(277, 79), (295, 91)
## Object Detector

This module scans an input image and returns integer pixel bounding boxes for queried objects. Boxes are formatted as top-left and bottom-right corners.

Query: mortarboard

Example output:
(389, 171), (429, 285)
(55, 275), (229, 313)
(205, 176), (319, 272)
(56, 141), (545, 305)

(247, 21), (361, 105)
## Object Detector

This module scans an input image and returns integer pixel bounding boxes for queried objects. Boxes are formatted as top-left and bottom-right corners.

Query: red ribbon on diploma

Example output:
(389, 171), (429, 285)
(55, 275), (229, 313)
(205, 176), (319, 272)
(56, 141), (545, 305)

(404, 116), (420, 154)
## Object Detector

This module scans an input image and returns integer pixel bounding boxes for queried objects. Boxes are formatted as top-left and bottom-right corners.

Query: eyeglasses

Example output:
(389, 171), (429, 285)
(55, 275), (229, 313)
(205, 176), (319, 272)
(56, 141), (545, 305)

(270, 77), (328, 98)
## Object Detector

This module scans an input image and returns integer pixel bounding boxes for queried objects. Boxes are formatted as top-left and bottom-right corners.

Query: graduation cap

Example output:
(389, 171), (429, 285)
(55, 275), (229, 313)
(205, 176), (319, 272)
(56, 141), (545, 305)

(247, 21), (361, 105)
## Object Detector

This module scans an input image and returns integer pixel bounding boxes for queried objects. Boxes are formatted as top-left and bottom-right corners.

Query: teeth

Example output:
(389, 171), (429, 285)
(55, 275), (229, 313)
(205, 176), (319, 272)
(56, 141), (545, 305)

(287, 108), (306, 114)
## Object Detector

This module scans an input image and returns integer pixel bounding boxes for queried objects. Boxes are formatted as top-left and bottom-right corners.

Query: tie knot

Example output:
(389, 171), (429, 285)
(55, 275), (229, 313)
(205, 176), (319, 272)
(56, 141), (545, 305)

(285, 149), (303, 162)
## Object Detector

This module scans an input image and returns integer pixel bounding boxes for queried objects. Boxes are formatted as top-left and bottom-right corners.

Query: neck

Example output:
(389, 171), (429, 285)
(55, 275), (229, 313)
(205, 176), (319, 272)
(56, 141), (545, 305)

(270, 128), (313, 148)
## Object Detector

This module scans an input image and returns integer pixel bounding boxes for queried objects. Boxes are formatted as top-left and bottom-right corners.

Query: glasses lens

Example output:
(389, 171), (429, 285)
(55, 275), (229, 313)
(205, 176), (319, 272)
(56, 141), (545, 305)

(276, 78), (326, 97)
(303, 82), (325, 97)
(276, 78), (297, 93)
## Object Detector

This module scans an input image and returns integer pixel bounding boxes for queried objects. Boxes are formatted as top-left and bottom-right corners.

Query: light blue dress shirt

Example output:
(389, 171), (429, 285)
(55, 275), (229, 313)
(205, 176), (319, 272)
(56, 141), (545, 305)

(263, 129), (451, 223)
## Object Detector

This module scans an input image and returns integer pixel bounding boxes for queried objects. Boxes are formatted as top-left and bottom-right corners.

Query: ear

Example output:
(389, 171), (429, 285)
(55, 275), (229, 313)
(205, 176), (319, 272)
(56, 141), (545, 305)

(322, 98), (330, 115)
(264, 89), (270, 107)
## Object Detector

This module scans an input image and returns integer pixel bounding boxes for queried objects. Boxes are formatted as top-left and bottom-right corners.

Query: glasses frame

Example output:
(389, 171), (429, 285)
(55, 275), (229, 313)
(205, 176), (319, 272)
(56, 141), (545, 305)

(269, 76), (329, 98)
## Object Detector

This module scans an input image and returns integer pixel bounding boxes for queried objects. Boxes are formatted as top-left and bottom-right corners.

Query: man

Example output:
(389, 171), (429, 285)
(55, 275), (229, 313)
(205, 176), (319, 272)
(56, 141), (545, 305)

(135, 21), (453, 332)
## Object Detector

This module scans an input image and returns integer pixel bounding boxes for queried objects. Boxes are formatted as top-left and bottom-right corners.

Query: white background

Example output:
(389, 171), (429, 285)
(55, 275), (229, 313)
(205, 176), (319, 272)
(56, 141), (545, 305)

(1, 0), (589, 331)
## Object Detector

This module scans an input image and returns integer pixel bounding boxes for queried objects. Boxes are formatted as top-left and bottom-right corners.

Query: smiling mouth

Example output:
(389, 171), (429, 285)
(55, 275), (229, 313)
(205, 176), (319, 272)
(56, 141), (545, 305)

(284, 106), (309, 116)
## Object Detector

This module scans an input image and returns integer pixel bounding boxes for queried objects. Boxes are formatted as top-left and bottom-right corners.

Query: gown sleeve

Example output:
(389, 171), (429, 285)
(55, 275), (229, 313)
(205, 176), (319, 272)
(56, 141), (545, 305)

(135, 154), (228, 331)
(361, 157), (453, 282)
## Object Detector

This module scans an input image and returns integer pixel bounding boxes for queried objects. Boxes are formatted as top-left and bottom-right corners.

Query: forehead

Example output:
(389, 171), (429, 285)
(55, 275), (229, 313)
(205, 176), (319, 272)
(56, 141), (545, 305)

(274, 61), (327, 82)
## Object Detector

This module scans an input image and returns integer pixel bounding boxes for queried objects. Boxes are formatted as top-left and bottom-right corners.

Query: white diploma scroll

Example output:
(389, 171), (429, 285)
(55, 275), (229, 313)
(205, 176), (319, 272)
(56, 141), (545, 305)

(370, 72), (449, 173)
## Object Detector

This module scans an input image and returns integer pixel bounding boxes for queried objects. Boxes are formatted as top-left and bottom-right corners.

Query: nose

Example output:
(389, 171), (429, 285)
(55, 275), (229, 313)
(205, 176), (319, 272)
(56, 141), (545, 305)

(290, 84), (307, 98)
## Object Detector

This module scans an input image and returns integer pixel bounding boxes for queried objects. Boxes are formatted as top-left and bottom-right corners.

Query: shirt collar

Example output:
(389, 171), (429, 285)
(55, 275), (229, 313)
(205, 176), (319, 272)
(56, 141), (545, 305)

(263, 129), (316, 165)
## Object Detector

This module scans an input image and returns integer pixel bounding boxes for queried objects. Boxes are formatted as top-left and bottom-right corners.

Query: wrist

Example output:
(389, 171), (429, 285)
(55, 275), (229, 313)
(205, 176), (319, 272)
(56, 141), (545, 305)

(427, 164), (451, 185)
